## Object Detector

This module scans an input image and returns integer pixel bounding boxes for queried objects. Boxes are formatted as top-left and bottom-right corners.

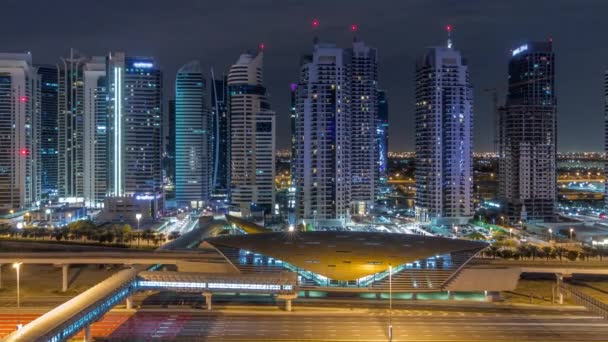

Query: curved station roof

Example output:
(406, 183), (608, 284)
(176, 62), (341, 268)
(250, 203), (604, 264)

(205, 231), (487, 281)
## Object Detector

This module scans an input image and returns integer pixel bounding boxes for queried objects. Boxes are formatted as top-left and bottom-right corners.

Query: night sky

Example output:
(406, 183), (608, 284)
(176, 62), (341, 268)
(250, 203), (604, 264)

(5, 0), (608, 152)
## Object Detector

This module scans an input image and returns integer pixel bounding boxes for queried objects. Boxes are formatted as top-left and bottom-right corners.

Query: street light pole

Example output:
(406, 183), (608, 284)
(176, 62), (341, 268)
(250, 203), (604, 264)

(13, 263), (21, 309)
(569, 228), (574, 241)
(136, 213), (142, 247)
(388, 265), (393, 341)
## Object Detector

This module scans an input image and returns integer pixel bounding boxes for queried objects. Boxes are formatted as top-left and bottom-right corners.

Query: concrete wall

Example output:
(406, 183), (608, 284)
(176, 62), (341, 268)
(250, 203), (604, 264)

(446, 268), (521, 291)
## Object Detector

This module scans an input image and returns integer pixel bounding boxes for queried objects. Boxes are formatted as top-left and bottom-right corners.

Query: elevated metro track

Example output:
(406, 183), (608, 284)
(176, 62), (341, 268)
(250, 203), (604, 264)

(3, 269), (298, 342)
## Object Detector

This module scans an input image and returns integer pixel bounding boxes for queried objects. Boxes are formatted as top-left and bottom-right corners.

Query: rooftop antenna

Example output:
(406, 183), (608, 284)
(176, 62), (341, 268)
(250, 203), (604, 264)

(446, 25), (453, 49)
(312, 19), (319, 44)
(351, 24), (358, 42)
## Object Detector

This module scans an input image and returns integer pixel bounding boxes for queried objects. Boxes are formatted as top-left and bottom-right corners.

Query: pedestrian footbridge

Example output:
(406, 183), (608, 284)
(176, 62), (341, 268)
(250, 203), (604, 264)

(4, 269), (297, 342)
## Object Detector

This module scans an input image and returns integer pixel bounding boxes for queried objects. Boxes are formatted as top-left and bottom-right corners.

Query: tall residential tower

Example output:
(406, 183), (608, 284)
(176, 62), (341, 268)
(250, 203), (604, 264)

(0, 53), (40, 211)
(414, 34), (474, 224)
(499, 41), (556, 223)
(227, 51), (275, 215)
(294, 40), (379, 227)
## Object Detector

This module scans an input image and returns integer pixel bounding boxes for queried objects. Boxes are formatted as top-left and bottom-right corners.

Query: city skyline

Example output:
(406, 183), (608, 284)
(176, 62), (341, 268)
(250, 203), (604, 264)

(4, 0), (608, 152)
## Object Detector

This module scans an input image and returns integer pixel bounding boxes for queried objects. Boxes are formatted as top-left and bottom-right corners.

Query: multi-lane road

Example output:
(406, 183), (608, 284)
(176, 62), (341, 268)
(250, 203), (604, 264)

(2, 307), (606, 341)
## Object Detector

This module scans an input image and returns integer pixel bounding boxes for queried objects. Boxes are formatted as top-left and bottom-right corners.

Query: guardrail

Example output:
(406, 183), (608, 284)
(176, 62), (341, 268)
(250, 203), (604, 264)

(559, 282), (608, 319)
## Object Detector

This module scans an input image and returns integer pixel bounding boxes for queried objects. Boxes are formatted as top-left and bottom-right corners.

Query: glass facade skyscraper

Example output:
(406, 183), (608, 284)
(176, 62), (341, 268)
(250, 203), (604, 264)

(211, 75), (230, 200)
(36, 64), (59, 196)
(175, 61), (212, 208)
(376, 89), (389, 198)
(499, 41), (556, 223)
(105, 53), (163, 219)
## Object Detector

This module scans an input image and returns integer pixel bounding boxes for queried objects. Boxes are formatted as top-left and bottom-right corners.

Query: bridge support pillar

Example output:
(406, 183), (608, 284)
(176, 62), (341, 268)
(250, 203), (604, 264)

(277, 294), (297, 312)
(555, 273), (571, 305)
(83, 324), (92, 342)
(62, 264), (69, 292)
(203, 292), (212, 311)
(126, 296), (133, 310)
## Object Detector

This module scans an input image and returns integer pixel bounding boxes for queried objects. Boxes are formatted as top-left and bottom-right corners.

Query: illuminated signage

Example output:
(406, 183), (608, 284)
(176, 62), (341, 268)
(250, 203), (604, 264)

(135, 194), (161, 201)
(512, 44), (528, 56)
(133, 62), (154, 68)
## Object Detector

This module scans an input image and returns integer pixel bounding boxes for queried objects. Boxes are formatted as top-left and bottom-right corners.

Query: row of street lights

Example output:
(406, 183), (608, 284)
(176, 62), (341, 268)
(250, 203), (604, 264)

(546, 227), (575, 241)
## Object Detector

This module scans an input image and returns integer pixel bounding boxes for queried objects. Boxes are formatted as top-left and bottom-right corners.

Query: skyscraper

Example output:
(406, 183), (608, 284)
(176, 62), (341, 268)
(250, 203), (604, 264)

(82, 57), (107, 208)
(295, 43), (352, 227)
(605, 71), (608, 212)
(163, 99), (176, 200)
(289, 83), (297, 187)
(175, 61), (212, 208)
(499, 41), (556, 223)
(350, 41), (378, 212)
(294, 40), (379, 227)
(104, 53), (163, 220)
(414, 35), (474, 224)
(0, 53), (40, 211)
(227, 51), (275, 215)
(57, 50), (88, 200)
(36, 65), (58, 197)
(210, 74), (230, 200)
(376, 89), (389, 198)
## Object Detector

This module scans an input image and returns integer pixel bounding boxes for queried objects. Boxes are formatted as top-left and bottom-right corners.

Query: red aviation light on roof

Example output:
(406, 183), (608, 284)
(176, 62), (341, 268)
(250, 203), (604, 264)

(19, 96), (27, 103)
(351, 24), (358, 32)
(19, 148), (28, 156)
(312, 19), (319, 28)
(259, 42), (265, 50)
(446, 25), (452, 32)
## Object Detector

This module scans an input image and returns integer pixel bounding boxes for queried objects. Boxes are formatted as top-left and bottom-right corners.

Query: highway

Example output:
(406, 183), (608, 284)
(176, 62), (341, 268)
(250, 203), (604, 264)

(2, 308), (606, 341)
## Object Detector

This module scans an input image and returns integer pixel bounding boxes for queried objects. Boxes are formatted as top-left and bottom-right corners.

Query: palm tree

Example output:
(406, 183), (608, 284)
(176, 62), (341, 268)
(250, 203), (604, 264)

(517, 244), (530, 260)
(487, 246), (499, 259)
(542, 246), (553, 261)
(555, 246), (567, 262)
(528, 245), (540, 261)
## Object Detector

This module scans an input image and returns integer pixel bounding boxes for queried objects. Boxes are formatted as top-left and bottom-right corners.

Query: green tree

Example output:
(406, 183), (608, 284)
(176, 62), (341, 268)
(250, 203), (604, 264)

(528, 244), (540, 261)
(542, 246), (554, 261)
(466, 232), (486, 241)
(566, 250), (579, 261)
(555, 246), (567, 261)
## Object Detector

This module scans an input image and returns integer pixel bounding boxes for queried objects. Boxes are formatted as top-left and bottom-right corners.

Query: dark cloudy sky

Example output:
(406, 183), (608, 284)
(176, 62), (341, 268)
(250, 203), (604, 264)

(5, 0), (608, 152)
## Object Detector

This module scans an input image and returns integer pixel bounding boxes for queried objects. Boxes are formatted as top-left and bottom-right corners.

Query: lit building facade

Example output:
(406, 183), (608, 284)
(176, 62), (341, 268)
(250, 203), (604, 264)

(106, 53), (163, 220)
(175, 61), (212, 208)
(210, 75), (230, 201)
(36, 65), (59, 196)
(82, 57), (107, 207)
(57, 50), (88, 201)
(414, 44), (474, 224)
(227, 52), (275, 215)
(294, 40), (380, 227)
(295, 43), (352, 227)
(350, 41), (379, 212)
(0, 53), (40, 211)
(499, 41), (556, 223)
(376, 89), (389, 198)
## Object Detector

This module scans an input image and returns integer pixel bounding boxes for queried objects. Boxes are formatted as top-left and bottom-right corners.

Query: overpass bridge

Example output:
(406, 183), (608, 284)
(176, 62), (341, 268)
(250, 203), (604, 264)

(3, 269), (298, 342)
